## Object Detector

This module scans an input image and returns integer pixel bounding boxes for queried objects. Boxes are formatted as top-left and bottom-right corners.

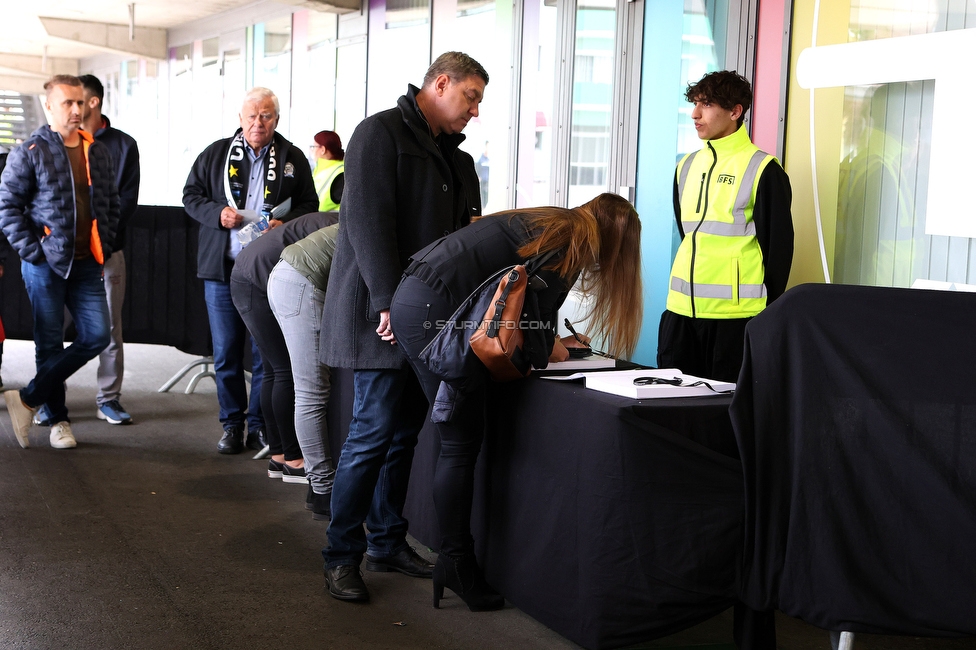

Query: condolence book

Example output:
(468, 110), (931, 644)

(543, 368), (735, 399)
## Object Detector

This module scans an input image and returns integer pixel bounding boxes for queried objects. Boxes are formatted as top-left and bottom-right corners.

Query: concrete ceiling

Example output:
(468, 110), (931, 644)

(1, 0), (360, 94)
(2, 0), (245, 59)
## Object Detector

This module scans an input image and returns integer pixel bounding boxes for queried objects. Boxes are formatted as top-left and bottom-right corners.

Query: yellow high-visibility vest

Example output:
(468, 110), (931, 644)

(313, 158), (344, 213)
(666, 125), (775, 319)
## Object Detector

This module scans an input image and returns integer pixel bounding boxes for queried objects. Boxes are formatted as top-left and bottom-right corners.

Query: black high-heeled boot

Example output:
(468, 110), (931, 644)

(432, 553), (505, 612)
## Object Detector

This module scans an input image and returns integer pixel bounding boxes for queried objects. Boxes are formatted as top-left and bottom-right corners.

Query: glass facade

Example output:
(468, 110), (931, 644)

(676, 0), (730, 158)
(432, 0), (515, 213)
(767, 0), (976, 296)
(367, 0), (430, 116)
(80, 0), (645, 279)
(833, 0), (976, 288)
(292, 11), (340, 162)
(514, 0), (558, 208)
(566, 0), (615, 207)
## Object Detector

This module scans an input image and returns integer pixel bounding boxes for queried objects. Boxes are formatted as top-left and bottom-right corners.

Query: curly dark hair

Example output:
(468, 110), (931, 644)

(685, 70), (752, 127)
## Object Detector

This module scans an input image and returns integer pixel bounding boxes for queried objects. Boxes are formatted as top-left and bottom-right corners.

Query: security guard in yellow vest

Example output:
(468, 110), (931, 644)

(657, 70), (793, 383)
(311, 130), (345, 213)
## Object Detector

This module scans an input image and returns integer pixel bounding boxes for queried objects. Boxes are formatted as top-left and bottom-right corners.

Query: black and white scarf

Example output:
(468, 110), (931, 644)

(223, 129), (284, 215)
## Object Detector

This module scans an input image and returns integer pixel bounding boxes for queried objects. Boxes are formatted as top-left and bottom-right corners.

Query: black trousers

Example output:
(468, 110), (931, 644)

(656, 310), (751, 383)
(390, 274), (488, 556)
(230, 278), (302, 460)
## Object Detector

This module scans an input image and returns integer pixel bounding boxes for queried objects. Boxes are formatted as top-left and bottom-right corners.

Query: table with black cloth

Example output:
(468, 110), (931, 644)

(326, 366), (745, 650)
(731, 283), (976, 639)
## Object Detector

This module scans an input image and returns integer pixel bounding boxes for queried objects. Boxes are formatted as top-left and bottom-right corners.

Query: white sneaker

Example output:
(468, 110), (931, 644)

(50, 421), (77, 449)
(4, 390), (34, 449)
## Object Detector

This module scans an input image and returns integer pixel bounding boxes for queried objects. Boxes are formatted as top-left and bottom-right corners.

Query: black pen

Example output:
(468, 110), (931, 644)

(563, 318), (587, 346)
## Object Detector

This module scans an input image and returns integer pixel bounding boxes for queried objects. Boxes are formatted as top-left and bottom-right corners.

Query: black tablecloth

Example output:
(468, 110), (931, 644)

(327, 368), (743, 650)
(0, 205), (211, 356)
(731, 283), (976, 636)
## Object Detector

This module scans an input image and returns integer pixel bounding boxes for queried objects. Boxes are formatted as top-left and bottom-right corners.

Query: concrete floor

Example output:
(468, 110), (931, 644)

(0, 340), (973, 650)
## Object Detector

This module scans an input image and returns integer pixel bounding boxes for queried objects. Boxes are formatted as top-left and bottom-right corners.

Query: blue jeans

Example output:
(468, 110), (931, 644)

(204, 280), (264, 431)
(322, 367), (430, 568)
(20, 257), (111, 423)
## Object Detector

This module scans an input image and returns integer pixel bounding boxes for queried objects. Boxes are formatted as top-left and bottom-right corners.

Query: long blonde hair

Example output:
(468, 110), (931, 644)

(512, 193), (643, 358)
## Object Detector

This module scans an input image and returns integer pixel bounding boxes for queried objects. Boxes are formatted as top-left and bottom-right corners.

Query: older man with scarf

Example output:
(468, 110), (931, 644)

(184, 87), (318, 455)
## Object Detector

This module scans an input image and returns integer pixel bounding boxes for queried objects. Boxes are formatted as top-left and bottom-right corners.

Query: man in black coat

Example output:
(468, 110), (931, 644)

(183, 87), (318, 455)
(320, 52), (487, 602)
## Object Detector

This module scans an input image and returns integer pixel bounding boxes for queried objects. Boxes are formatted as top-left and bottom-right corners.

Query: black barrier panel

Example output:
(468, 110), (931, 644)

(0, 205), (212, 357)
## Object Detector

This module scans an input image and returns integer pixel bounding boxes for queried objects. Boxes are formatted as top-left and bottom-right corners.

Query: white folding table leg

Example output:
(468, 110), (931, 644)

(830, 630), (855, 650)
(158, 357), (215, 393)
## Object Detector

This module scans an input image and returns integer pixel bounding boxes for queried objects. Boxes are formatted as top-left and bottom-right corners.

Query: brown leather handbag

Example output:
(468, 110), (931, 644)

(469, 265), (532, 381)
(417, 250), (557, 384)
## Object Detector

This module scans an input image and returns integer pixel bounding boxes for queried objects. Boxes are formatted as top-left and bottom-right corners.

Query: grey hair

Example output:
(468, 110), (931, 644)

(422, 52), (489, 88)
(242, 87), (280, 116)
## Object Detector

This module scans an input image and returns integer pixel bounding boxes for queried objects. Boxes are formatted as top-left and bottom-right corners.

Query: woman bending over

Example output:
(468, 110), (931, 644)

(389, 192), (642, 611)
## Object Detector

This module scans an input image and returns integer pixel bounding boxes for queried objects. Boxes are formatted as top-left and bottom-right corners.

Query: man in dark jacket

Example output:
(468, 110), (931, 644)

(183, 87), (318, 455)
(34, 75), (140, 427)
(320, 52), (487, 602)
(81, 75), (140, 425)
(0, 75), (119, 450)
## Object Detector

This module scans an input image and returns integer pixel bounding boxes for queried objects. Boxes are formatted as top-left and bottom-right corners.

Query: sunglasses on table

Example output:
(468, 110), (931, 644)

(632, 376), (734, 394)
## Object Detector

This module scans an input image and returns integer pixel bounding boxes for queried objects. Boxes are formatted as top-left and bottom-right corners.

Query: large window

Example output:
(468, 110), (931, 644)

(676, 0), (729, 157)
(87, 0), (642, 223)
(111, 60), (160, 206)
(514, 0), (558, 208)
(291, 11), (340, 158)
(832, 0), (975, 288)
(221, 44), (246, 136)
(432, 0), (515, 214)
(168, 44), (196, 206)
(254, 17), (293, 134)
(566, 0), (615, 207)
(194, 38), (224, 154)
(367, 0), (431, 116)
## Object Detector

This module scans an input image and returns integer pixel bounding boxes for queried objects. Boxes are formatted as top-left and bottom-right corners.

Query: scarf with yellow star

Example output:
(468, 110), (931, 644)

(223, 128), (283, 216)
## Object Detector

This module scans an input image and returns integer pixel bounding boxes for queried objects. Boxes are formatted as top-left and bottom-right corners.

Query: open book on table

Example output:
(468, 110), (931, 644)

(537, 354), (617, 372)
(541, 368), (734, 399)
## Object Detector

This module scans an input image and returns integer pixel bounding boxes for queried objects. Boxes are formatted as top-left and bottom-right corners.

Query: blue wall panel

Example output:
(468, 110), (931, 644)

(632, 0), (683, 365)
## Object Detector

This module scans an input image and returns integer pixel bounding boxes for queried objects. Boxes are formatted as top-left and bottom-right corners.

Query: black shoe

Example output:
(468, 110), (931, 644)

(217, 425), (244, 454)
(245, 427), (266, 450)
(432, 552), (504, 611)
(282, 463), (307, 484)
(268, 458), (284, 479)
(324, 565), (369, 602)
(365, 546), (434, 578)
(305, 485), (332, 520)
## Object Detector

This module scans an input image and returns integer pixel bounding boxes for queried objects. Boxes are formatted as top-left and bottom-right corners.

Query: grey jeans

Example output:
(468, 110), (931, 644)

(97, 250), (126, 404)
(267, 260), (335, 494)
